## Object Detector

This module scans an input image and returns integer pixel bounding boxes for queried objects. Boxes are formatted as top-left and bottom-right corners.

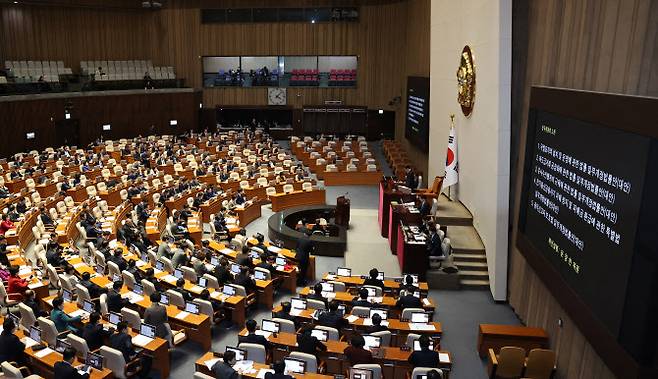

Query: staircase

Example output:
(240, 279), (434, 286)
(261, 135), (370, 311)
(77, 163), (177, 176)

(432, 194), (490, 290)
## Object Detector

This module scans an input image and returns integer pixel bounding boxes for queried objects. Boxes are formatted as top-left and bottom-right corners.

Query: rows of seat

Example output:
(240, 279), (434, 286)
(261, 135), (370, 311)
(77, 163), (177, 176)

(3, 60), (73, 83)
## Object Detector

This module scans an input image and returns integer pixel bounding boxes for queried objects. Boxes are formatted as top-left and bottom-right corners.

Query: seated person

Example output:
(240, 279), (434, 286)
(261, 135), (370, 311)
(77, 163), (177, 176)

(7, 266), (29, 298)
(39, 206), (54, 227)
(235, 189), (247, 205)
(408, 335), (440, 368)
(82, 312), (111, 351)
(54, 347), (89, 379)
(126, 259), (143, 282)
(238, 319), (271, 350)
(212, 257), (231, 285)
(307, 282), (329, 309)
(234, 267), (257, 294)
(109, 248), (128, 272)
(107, 280), (129, 313)
(0, 318), (26, 365)
(396, 289), (422, 310)
(265, 360), (294, 379)
(343, 334), (374, 366)
(80, 271), (105, 298)
(0, 236), (9, 266)
(144, 292), (171, 340)
(211, 350), (239, 379)
(366, 313), (388, 334)
(175, 278), (194, 302)
(236, 245), (254, 268)
(23, 289), (48, 318)
(363, 268), (385, 289)
(199, 289), (225, 315)
(51, 297), (82, 333)
(273, 301), (296, 322)
(317, 301), (348, 330)
(109, 321), (152, 377)
(399, 274), (418, 294)
(296, 324), (327, 355)
(0, 215), (16, 236)
(256, 253), (276, 274)
(351, 288), (372, 308)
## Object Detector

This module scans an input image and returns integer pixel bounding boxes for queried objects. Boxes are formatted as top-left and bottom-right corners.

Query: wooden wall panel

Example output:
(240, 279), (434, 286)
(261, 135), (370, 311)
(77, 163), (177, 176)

(509, 0), (658, 378)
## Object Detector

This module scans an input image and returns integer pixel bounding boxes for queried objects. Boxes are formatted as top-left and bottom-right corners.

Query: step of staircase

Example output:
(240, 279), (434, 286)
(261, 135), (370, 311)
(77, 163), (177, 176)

(454, 260), (488, 269)
(436, 194), (473, 226)
(452, 252), (487, 262)
(460, 279), (491, 289)
(458, 270), (490, 281)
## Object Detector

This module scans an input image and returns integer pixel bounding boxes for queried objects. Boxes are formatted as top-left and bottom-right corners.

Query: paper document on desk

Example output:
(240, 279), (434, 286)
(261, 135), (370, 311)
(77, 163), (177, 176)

(423, 298), (431, 306)
(325, 274), (336, 280)
(122, 292), (144, 304)
(34, 347), (55, 358)
(255, 330), (272, 339)
(409, 323), (436, 331)
(189, 285), (203, 293)
(68, 309), (89, 318)
(174, 311), (191, 320)
(21, 337), (39, 349)
(135, 260), (147, 267)
(7, 253), (20, 260)
(267, 246), (281, 254)
(161, 274), (177, 283)
(439, 353), (450, 363)
(257, 368), (275, 379)
(220, 248), (234, 256)
(346, 315), (359, 323)
(233, 360), (254, 373)
(19, 266), (32, 275)
(132, 334), (154, 347)
(367, 297), (383, 303)
(362, 319), (389, 326)
(290, 309), (303, 317)
(28, 281), (43, 289)
(204, 358), (220, 370)
(72, 262), (86, 268)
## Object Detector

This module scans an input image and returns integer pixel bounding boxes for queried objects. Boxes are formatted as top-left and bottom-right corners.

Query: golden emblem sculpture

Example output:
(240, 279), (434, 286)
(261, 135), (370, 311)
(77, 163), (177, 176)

(456, 45), (475, 116)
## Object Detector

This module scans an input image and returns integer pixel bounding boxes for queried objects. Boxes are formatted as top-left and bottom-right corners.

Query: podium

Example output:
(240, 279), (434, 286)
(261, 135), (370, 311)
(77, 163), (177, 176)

(388, 202), (423, 255)
(335, 196), (350, 226)
(378, 178), (415, 238)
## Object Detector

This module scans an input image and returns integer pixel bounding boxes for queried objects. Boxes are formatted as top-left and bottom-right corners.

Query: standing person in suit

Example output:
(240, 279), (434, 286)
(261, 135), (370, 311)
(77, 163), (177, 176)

(0, 318), (26, 365)
(404, 166), (418, 189)
(234, 267), (257, 295)
(238, 319), (271, 350)
(295, 232), (313, 286)
(211, 350), (239, 379)
(426, 227), (442, 258)
(408, 335), (440, 368)
(143, 292), (171, 340)
(264, 361), (294, 379)
(54, 347), (89, 379)
(296, 324), (327, 355)
(363, 268), (385, 289)
(82, 312), (111, 351)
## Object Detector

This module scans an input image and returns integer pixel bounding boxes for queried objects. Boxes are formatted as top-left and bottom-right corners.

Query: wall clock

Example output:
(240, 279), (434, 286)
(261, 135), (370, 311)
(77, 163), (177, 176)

(268, 87), (287, 106)
(456, 45), (475, 117)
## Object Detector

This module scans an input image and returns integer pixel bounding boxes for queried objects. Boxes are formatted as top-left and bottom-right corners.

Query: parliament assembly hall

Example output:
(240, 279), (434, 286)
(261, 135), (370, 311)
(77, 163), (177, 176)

(0, 1), (657, 379)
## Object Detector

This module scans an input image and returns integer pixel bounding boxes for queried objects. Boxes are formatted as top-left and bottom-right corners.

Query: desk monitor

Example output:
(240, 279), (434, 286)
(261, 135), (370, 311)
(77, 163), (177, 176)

(369, 308), (388, 320)
(337, 267), (351, 277)
(254, 270), (267, 280)
(95, 265), (105, 276)
(133, 283), (143, 295)
(108, 312), (122, 325)
(291, 297), (307, 310)
(261, 319), (280, 333)
(29, 326), (41, 343)
(248, 251), (260, 259)
(337, 304), (346, 315)
(139, 323), (156, 339)
(377, 272), (385, 281)
(7, 313), (19, 326)
(364, 287), (377, 297)
(410, 312), (430, 324)
(174, 268), (184, 279)
(230, 263), (241, 274)
(210, 256), (220, 266)
(185, 302), (200, 315)
(155, 260), (165, 271)
(141, 252), (149, 263)
(198, 277), (208, 287)
(86, 352), (103, 370)
(223, 284), (236, 296)
(413, 339), (435, 351)
(275, 257), (286, 266)
(363, 335), (381, 350)
(225, 346), (246, 361)
(284, 358), (306, 374)
(404, 274), (419, 285)
(82, 299), (95, 313)
(311, 329), (328, 342)
(413, 291), (421, 298)
(55, 338), (71, 353)
(62, 289), (73, 303)
(350, 368), (374, 379)
(160, 293), (169, 305)
(321, 282), (335, 293)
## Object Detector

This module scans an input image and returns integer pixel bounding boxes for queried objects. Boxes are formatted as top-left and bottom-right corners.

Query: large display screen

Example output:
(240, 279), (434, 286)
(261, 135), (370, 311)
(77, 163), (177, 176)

(405, 76), (430, 152)
(522, 110), (648, 334)
(518, 87), (658, 376)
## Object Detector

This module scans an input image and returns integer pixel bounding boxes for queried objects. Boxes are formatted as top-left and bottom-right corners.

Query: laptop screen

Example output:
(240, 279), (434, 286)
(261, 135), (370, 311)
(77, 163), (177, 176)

(230, 263), (241, 274)
(254, 270), (267, 280)
(363, 335), (381, 350)
(29, 326), (41, 343)
(55, 338), (71, 353)
(8, 313), (20, 326)
(86, 352), (103, 370)
(160, 293), (169, 305)
(62, 289), (73, 302)
(311, 329), (328, 342)
(261, 319), (280, 333)
(377, 272), (384, 281)
(155, 261), (165, 271)
(83, 299), (95, 313)
(369, 308), (388, 320)
(95, 265), (105, 276)
(108, 312), (122, 325)
(275, 257), (286, 266)
(133, 283), (143, 295)
(364, 287), (377, 297)
(140, 323), (156, 339)
(210, 256), (219, 266)
(410, 312), (430, 324)
(226, 346), (246, 361)
(337, 267), (351, 277)
(141, 252), (149, 263)
(198, 277), (208, 287)
(321, 282), (335, 292)
(174, 268), (184, 279)
(413, 339), (435, 351)
(284, 358), (306, 374)
(185, 302), (200, 315)
(350, 368), (374, 379)
(291, 297), (307, 310)
(112, 274), (121, 282)
(223, 285), (236, 296)
(404, 274), (419, 284)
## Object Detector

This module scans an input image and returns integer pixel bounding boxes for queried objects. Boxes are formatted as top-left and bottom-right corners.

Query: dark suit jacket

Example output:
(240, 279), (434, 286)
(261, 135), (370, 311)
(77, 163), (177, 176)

(351, 299), (372, 308)
(234, 274), (257, 294)
(82, 323), (111, 351)
(344, 346), (374, 366)
(307, 293), (328, 308)
(0, 332), (25, 364)
(107, 289), (128, 313)
(81, 279), (103, 298)
(264, 373), (294, 379)
(213, 266), (231, 285)
(211, 361), (239, 379)
(238, 332), (271, 350)
(363, 278), (385, 289)
(366, 324), (389, 334)
(109, 332), (136, 362)
(272, 310), (295, 322)
(297, 333), (327, 354)
(53, 361), (90, 379)
(144, 304), (169, 338)
(396, 295), (422, 310)
(317, 311), (347, 330)
(408, 349), (440, 368)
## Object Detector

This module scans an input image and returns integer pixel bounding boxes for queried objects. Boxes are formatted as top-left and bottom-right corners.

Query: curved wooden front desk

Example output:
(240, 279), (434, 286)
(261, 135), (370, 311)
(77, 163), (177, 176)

(270, 189), (326, 212)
